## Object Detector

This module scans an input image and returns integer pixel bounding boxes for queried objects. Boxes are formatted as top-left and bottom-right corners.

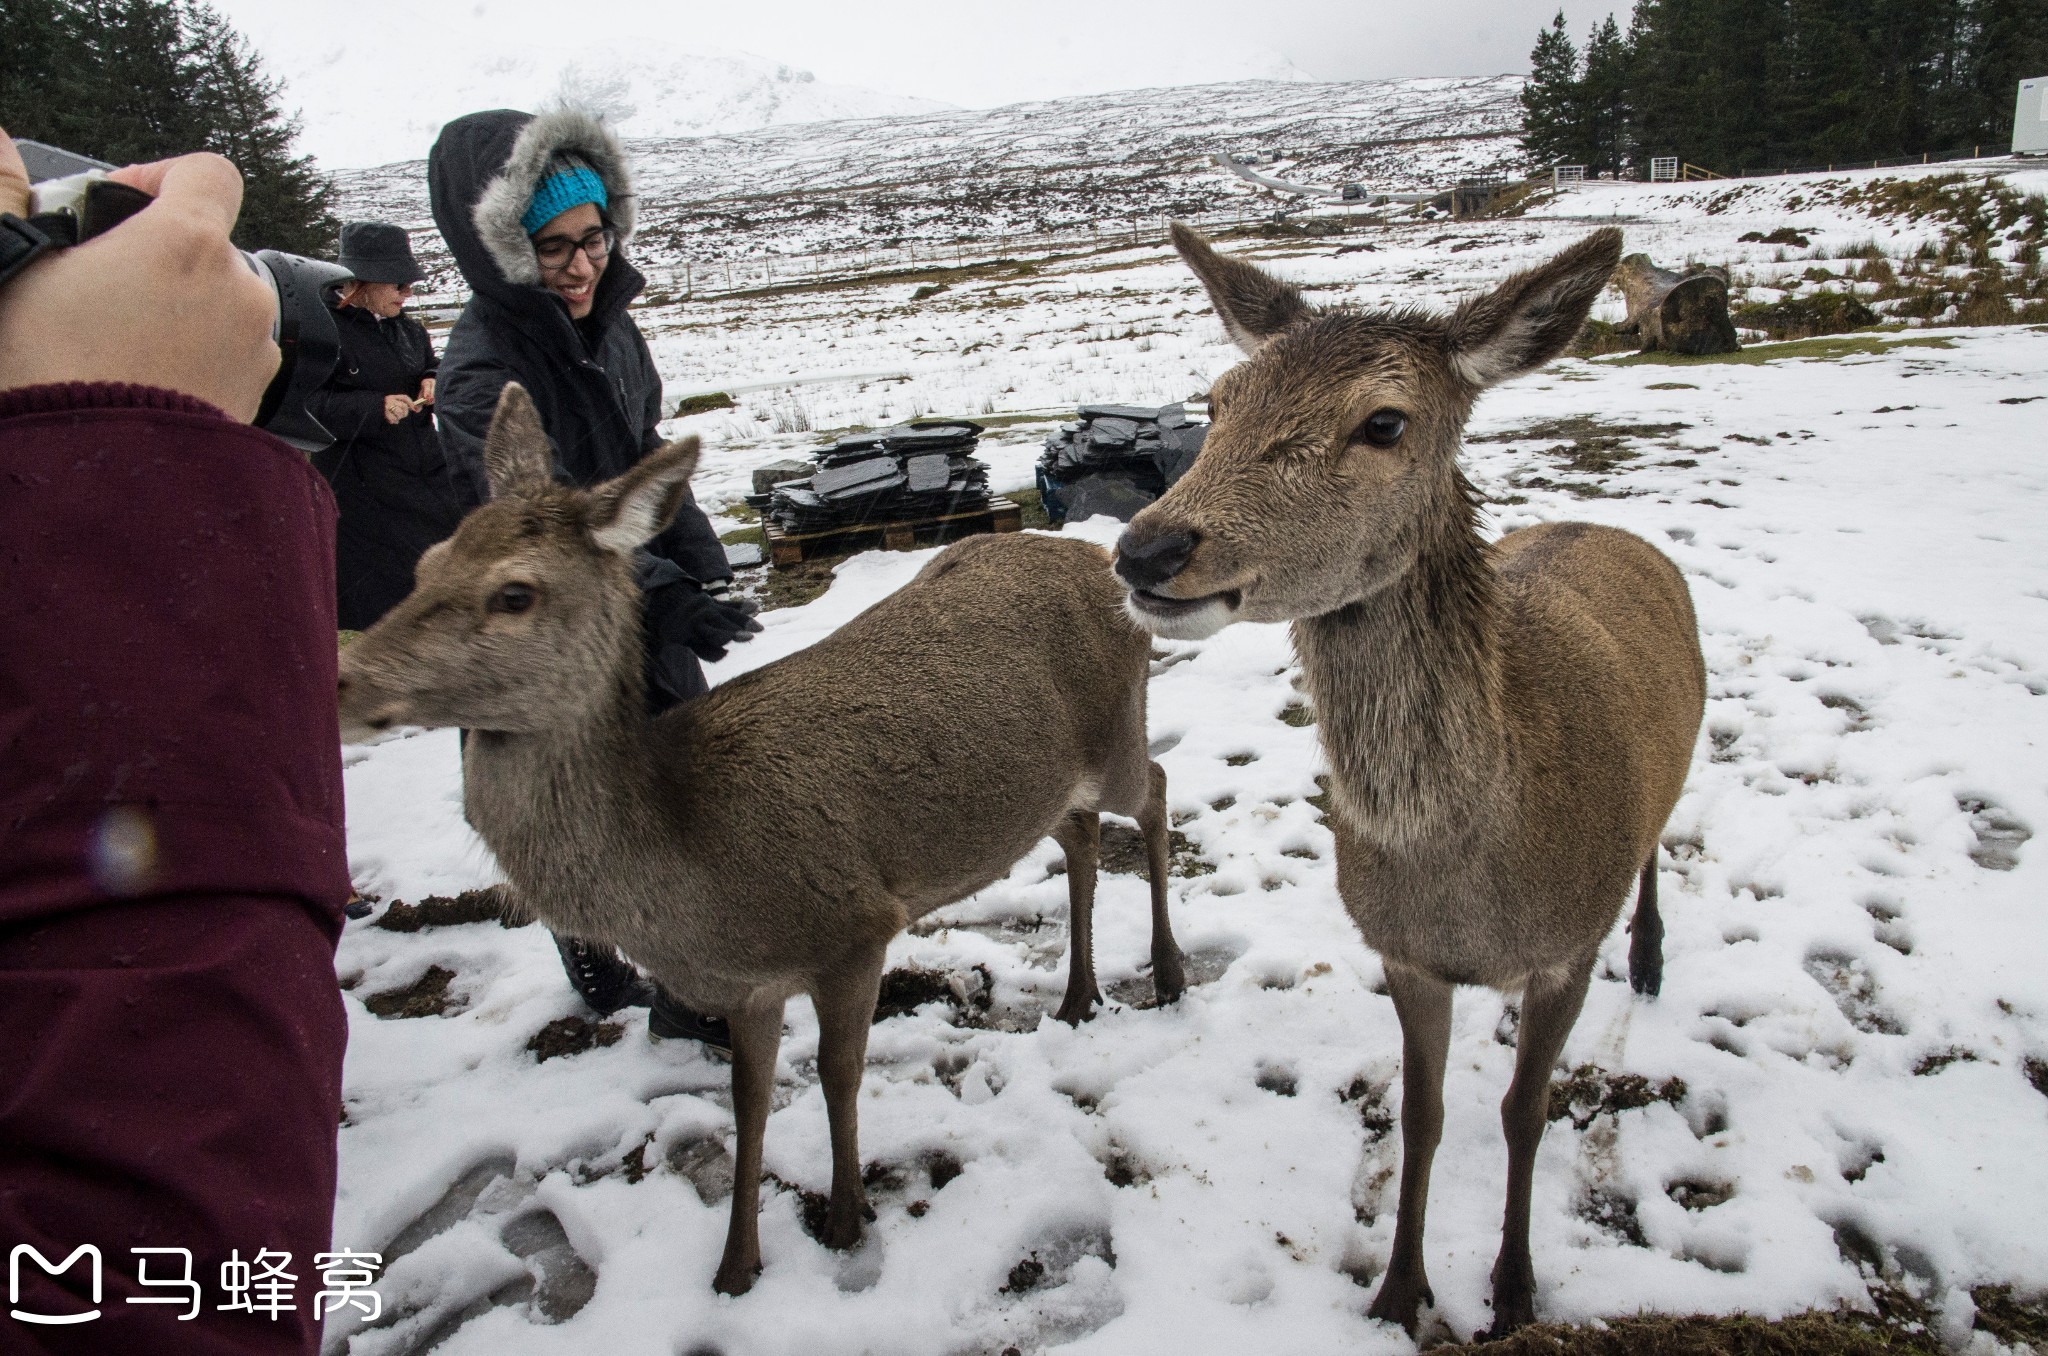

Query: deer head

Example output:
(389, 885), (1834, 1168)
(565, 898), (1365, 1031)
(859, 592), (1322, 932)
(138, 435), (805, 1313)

(1115, 224), (1622, 639)
(336, 384), (699, 740)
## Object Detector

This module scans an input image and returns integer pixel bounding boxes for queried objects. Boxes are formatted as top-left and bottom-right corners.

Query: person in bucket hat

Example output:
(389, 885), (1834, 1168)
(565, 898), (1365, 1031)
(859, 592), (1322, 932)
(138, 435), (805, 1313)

(306, 221), (463, 629)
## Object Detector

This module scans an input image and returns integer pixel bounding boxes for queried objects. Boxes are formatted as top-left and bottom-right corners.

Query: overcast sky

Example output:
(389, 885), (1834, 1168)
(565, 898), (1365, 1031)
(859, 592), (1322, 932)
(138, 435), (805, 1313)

(220, 0), (1629, 113)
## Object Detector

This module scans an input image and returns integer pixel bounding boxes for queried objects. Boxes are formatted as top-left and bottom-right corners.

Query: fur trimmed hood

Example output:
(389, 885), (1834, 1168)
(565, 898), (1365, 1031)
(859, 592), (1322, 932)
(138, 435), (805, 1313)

(428, 106), (640, 300)
(470, 106), (637, 286)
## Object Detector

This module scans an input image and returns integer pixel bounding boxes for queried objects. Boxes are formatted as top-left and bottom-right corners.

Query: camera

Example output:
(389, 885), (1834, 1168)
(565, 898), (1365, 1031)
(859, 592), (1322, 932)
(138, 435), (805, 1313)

(6, 139), (350, 453)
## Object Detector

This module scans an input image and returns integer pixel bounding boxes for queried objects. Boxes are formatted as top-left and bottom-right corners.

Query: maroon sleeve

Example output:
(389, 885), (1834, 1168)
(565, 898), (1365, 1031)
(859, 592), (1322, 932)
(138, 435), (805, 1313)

(0, 384), (350, 1355)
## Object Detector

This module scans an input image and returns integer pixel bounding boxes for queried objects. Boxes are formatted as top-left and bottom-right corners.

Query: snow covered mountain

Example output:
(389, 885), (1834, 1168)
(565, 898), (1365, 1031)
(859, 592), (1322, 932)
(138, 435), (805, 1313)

(233, 21), (953, 169)
(332, 74), (1527, 270)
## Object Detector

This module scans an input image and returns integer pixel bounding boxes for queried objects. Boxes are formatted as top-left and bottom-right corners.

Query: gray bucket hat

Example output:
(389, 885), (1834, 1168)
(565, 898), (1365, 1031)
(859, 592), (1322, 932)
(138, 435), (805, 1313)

(337, 220), (424, 285)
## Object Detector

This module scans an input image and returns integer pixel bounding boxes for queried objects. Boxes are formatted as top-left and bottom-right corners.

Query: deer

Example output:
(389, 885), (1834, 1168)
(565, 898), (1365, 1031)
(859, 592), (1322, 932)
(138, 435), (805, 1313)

(336, 384), (1186, 1296)
(1112, 225), (1705, 1338)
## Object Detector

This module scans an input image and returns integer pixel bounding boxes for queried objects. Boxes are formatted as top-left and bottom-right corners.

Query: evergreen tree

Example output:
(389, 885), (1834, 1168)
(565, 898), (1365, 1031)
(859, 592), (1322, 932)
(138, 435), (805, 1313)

(1581, 16), (1635, 173)
(1521, 13), (1588, 169)
(179, 2), (337, 254)
(0, 0), (334, 254)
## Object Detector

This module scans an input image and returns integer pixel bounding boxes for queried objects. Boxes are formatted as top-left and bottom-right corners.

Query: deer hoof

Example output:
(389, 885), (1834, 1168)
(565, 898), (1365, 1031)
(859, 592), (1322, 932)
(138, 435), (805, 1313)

(1053, 988), (1100, 1026)
(822, 1203), (868, 1251)
(1366, 1271), (1432, 1334)
(712, 1258), (759, 1296)
(1152, 948), (1187, 1005)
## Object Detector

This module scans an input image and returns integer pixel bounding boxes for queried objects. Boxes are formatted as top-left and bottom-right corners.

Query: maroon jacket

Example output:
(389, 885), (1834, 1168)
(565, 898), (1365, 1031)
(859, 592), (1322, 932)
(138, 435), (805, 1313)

(0, 384), (349, 1355)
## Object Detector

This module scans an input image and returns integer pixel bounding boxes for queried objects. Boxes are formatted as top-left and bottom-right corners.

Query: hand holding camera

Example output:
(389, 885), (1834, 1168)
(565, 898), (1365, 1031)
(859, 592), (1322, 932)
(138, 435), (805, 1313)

(0, 130), (280, 422)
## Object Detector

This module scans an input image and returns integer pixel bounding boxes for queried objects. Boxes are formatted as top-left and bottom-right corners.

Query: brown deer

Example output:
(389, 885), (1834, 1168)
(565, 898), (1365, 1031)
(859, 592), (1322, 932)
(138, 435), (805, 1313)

(336, 385), (1185, 1295)
(1114, 226), (1705, 1337)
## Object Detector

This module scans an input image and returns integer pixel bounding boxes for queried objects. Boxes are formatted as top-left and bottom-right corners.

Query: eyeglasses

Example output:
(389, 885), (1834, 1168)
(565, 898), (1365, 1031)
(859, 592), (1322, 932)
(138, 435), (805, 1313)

(534, 227), (616, 271)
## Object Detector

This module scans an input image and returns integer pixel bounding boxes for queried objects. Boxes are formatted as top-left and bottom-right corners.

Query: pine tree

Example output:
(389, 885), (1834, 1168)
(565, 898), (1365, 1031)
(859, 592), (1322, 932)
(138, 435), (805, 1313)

(1521, 12), (1588, 170)
(1582, 16), (1635, 174)
(178, 1), (337, 254)
(0, 0), (334, 255)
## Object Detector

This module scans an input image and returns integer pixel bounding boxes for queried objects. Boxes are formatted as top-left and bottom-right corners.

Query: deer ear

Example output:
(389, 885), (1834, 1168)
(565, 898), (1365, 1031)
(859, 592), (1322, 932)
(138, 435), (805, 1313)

(483, 383), (555, 498)
(1446, 228), (1623, 388)
(588, 437), (701, 554)
(1170, 220), (1314, 355)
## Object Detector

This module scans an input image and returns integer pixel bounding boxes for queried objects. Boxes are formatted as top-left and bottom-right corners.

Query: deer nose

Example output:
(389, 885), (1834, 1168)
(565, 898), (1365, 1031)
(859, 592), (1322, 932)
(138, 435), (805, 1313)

(1114, 527), (1196, 590)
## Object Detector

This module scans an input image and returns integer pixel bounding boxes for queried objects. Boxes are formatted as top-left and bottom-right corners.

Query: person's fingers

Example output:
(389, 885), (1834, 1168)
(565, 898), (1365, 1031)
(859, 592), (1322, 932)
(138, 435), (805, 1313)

(0, 129), (30, 219)
(108, 151), (244, 238)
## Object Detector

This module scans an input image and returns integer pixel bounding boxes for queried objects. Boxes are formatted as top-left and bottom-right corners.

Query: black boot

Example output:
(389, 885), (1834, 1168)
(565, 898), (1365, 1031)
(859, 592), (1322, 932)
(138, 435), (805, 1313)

(552, 933), (653, 1016)
(648, 987), (732, 1058)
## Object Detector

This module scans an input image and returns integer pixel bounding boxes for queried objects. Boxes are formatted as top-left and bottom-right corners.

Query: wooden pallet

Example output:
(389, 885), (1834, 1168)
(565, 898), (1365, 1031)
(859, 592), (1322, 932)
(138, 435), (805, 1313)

(764, 497), (1023, 569)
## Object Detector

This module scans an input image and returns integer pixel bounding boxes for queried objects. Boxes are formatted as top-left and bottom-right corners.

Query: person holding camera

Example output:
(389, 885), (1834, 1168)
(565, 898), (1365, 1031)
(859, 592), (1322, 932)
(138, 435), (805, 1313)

(0, 129), (348, 1353)
(428, 106), (758, 1049)
(306, 221), (464, 631)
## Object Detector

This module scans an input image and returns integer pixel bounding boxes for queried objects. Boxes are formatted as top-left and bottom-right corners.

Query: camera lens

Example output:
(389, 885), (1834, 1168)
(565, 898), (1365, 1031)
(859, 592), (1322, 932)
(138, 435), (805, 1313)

(249, 250), (352, 453)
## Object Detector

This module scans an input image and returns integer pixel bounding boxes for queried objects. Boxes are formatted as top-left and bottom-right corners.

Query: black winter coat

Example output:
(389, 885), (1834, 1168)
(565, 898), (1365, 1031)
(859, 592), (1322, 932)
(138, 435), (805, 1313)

(428, 108), (728, 586)
(306, 303), (464, 630)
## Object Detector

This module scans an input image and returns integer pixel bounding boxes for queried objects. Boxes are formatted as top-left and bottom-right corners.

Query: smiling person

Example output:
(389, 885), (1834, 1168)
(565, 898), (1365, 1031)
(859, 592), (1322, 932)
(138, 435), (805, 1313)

(307, 221), (463, 630)
(428, 106), (756, 1051)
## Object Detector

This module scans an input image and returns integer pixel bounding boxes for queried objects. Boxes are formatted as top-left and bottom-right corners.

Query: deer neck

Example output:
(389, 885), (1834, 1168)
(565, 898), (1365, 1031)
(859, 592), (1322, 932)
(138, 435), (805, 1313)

(460, 650), (680, 939)
(1293, 482), (1505, 851)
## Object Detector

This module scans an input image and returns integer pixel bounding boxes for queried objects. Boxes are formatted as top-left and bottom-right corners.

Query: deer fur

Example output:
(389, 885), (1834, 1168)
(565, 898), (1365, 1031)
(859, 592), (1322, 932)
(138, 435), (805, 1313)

(336, 385), (1186, 1295)
(1114, 225), (1705, 1337)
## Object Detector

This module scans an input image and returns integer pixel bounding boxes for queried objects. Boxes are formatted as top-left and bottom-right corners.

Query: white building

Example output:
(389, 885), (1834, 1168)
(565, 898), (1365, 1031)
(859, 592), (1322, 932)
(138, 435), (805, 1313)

(2017, 77), (2048, 155)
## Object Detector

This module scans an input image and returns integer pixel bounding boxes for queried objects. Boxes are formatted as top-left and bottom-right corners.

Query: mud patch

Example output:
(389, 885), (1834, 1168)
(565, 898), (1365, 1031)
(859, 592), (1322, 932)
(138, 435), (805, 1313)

(1340, 1075), (1396, 1142)
(1472, 416), (1691, 475)
(1910, 1047), (1976, 1076)
(1098, 823), (1214, 877)
(1579, 1186), (1646, 1247)
(375, 887), (517, 931)
(1547, 1065), (1688, 1129)
(667, 1135), (735, 1204)
(364, 965), (460, 1019)
(1443, 1306), (1947, 1354)
(2024, 1057), (2048, 1099)
(1972, 1284), (2048, 1347)
(1805, 951), (1906, 1035)
(999, 1224), (1117, 1295)
(1667, 1178), (1735, 1210)
(873, 963), (993, 1023)
(1960, 796), (2030, 870)
(527, 1015), (624, 1062)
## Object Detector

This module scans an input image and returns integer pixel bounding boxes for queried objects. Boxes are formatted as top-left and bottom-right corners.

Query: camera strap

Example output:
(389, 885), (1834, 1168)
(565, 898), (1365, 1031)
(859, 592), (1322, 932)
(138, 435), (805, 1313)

(0, 214), (58, 289)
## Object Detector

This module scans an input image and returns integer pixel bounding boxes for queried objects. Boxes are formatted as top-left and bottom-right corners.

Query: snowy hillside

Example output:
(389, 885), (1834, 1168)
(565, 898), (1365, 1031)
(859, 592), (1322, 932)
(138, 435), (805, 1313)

(227, 13), (952, 170)
(330, 75), (1527, 270)
(327, 159), (2048, 1354)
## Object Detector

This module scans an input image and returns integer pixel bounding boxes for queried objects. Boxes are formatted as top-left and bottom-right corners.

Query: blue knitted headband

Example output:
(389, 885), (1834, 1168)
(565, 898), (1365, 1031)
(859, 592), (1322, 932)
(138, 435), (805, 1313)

(521, 164), (609, 235)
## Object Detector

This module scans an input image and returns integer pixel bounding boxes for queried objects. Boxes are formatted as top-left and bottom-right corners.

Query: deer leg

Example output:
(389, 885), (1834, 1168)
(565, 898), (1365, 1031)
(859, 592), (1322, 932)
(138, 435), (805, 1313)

(1628, 858), (1664, 997)
(1139, 760), (1187, 1005)
(1051, 810), (1102, 1025)
(712, 991), (787, 1296)
(810, 944), (886, 1250)
(1367, 964), (1453, 1334)
(1488, 953), (1596, 1338)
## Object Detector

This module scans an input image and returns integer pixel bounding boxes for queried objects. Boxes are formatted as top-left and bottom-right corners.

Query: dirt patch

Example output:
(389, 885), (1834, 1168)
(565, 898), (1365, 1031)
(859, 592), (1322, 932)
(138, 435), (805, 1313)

(1972, 1284), (2048, 1347)
(873, 963), (993, 1023)
(364, 965), (459, 1019)
(1739, 227), (1813, 248)
(1547, 1065), (1688, 1129)
(673, 391), (736, 417)
(526, 1015), (624, 1062)
(2024, 1057), (2048, 1099)
(1668, 1178), (1736, 1210)
(1603, 333), (1954, 367)
(1443, 1307), (1945, 1354)
(376, 888), (517, 932)
(1472, 416), (1691, 476)
(1279, 701), (1315, 727)
(1340, 1076), (1396, 1142)
(1910, 1047), (1976, 1076)
(1735, 291), (1878, 340)
(1097, 823), (1214, 878)
(1579, 1187), (1646, 1247)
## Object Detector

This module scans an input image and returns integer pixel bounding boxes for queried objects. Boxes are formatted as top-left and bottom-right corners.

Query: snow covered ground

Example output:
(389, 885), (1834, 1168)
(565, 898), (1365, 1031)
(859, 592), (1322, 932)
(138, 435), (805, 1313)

(327, 153), (2048, 1354)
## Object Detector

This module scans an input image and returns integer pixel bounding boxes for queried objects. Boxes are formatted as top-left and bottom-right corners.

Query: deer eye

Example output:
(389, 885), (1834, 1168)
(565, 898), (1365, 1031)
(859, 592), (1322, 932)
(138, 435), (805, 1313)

(492, 583), (537, 614)
(1353, 409), (1407, 448)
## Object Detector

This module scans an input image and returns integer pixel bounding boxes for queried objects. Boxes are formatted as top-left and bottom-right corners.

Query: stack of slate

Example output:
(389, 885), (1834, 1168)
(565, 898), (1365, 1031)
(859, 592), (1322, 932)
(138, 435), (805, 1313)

(1036, 404), (1208, 525)
(751, 421), (991, 534)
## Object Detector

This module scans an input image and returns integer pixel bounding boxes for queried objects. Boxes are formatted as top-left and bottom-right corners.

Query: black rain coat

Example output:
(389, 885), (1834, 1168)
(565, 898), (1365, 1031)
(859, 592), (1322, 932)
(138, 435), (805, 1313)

(427, 107), (728, 587)
(306, 302), (464, 630)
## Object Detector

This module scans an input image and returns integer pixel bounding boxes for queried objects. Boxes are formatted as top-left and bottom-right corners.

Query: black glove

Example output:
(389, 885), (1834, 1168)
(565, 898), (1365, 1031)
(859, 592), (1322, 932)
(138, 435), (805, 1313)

(644, 577), (762, 664)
